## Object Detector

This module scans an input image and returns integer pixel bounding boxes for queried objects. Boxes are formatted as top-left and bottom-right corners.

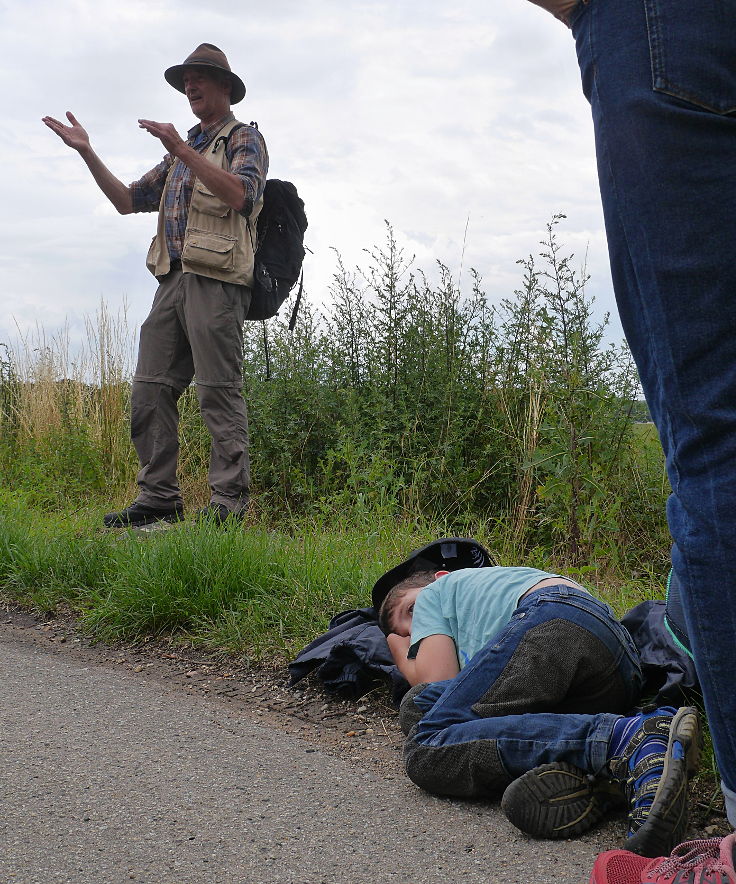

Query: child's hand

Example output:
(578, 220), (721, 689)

(386, 632), (411, 666)
(386, 633), (420, 684)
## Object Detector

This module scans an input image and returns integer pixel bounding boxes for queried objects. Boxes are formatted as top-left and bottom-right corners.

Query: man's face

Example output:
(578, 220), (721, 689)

(390, 586), (423, 637)
(182, 67), (231, 122)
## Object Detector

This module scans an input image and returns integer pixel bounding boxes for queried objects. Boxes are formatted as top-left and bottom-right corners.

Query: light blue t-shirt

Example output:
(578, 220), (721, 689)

(408, 567), (583, 668)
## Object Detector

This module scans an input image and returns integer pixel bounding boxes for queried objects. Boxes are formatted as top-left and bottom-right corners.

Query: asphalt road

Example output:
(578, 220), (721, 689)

(0, 625), (616, 883)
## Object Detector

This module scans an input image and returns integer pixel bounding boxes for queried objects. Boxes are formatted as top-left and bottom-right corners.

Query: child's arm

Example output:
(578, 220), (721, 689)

(387, 633), (460, 686)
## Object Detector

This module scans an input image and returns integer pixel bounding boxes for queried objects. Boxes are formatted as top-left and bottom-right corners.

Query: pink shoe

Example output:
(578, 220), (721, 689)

(589, 849), (651, 884)
(641, 834), (736, 883)
(589, 834), (736, 884)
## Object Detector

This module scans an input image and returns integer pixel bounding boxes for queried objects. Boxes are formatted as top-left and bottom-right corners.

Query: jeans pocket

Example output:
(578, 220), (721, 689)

(644, 0), (736, 114)
(546, 593), (642, 673)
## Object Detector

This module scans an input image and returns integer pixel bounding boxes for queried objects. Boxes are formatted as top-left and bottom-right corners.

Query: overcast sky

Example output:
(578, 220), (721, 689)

(1, 0), (622, 368)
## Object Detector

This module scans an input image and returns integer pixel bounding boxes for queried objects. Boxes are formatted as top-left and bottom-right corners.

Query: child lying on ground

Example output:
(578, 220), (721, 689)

(377, 564), (700, 858)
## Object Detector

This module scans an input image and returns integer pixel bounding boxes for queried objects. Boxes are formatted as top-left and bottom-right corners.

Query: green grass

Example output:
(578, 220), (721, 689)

(0, 493), (666, 655)
(0, 498), (115, 610)
(0, 496), (439, 659)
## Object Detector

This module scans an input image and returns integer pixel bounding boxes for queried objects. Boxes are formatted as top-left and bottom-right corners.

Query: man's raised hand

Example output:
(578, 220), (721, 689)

(138, 119), (185, 155)
(41, 111), (90, 152)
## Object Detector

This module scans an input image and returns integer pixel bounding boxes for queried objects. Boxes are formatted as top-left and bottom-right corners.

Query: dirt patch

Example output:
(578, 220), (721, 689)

(1, 601), (729, 839)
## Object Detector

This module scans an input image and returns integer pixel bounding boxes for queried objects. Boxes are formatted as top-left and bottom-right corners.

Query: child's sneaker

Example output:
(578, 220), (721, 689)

(501, 762), (626, 839)
(589, 834), (736, 884)
(607, 706), (701, 857)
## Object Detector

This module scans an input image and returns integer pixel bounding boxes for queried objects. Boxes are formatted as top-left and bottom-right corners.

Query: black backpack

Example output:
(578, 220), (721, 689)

(219, 123), (308, 328)
(248, 178), (308, 328)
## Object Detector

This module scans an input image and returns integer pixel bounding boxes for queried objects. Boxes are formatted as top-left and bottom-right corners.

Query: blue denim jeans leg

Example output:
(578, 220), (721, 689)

(570, 0), (736, 824)
(411, 587), (642, 780)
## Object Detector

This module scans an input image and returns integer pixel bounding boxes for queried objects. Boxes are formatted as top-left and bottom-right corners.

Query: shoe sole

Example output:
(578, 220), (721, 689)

(103, 512), (183, 529)
(501, 762), (625, 839)
(131, 520), (178, 534)
(624, 705), (701, 858)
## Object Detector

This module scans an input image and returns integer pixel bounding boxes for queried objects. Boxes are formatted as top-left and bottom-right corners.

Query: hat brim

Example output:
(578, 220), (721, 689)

(371, 537), (494, 613)
(164, 62), (246, 104)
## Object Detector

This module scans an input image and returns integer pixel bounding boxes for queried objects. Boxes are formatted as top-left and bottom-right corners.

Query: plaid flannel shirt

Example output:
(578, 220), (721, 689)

(129, 112), (269, 262)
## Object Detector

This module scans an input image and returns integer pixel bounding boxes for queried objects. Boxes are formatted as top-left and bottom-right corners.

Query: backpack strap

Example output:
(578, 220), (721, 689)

(209, 120), (263, 256)
(212, 120), (260, 158)
(210, 119), (244, 157)
(288, 270), (304, 332)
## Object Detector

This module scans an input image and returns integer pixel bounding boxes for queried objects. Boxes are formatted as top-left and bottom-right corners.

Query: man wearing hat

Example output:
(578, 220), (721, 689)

(42, 44), (268, 527)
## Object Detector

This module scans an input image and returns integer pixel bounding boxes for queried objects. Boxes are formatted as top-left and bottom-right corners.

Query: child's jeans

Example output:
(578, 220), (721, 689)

(403, 585), (643, 798)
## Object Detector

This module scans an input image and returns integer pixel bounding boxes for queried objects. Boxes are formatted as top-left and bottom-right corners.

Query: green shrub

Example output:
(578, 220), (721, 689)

(0, 217), (670, 577)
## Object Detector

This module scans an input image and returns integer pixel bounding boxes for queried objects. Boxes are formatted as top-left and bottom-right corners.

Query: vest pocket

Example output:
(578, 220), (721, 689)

(193, 184), (230, 217)
(146, 235), (161, 277)
(182, 229), (236, 272)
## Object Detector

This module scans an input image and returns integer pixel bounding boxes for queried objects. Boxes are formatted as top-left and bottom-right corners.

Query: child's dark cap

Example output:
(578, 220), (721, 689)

(370, 537), (494, 614)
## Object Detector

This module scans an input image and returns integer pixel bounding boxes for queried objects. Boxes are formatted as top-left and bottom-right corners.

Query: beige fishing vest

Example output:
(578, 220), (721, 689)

(146, 119), (263, 287)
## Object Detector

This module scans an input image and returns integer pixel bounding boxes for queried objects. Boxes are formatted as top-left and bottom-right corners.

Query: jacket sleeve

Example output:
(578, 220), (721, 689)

(129, 155), (175, 213)
(226, 124), (269, 218)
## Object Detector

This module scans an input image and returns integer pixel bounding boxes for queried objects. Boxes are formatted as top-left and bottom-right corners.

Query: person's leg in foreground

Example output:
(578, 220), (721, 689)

(571, 0), (736, 828)
(563, 0), (736, 877)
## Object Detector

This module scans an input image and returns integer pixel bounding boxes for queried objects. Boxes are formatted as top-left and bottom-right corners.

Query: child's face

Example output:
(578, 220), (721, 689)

(391, 586), (423, 637)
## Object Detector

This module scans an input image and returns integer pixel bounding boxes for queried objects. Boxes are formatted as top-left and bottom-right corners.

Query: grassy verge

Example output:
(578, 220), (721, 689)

(0, 492), (669, 657)
(0, 494), (432, 659)
(0, 493), (725, 820)
(0, 492), (675, 660)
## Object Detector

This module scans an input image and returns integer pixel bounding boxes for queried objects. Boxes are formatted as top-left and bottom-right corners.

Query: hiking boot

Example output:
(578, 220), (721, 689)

(501, 762), (627, 839)
(103, 500), (183, 529)
(608, 706), (701, 858)
(588, 834), (736, 884)
(194, 503), (246, 525)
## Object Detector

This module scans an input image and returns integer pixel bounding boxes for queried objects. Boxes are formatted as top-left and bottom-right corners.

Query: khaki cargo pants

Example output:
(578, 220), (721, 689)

(131, 267), (252, 512)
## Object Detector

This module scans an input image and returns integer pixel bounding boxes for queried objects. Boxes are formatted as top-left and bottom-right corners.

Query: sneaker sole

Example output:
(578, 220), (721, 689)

(501, 762), (625, 839)
(103, 512), (183, 529)
(624, 705), (701, 858)
(131, 520), (178, 534)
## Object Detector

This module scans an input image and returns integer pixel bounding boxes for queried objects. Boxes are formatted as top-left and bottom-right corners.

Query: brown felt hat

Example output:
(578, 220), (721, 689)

(165, 43), (246, 104)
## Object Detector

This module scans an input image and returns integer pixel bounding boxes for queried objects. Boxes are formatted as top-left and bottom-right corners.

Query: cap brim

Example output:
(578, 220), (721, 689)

(164, 63), (246, 104)
(371, 538), (493, 613)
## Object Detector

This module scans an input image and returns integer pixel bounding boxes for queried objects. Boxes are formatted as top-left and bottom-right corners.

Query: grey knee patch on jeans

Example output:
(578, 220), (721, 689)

(470, 619), (629, 718)
(399, 683), (430, 736)
(404, 727), (511, 797)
